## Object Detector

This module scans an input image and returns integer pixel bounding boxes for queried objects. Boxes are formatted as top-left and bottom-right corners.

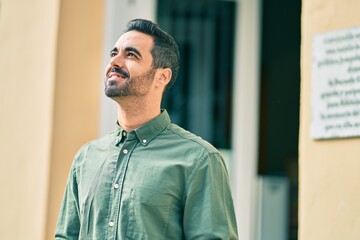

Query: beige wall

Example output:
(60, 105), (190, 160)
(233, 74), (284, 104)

(0, 0), (103, 239)
(299, 0), (360, 239)
(45, 0), (103, 238)
(0, 0), (60, 239)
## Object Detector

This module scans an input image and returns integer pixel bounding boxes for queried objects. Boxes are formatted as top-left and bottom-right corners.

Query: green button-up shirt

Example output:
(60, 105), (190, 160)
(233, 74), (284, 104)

(55, 110), (238, 239)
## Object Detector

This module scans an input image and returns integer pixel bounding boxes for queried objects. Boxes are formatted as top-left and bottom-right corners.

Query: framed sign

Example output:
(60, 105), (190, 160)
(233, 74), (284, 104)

(311, 26), (360, 139)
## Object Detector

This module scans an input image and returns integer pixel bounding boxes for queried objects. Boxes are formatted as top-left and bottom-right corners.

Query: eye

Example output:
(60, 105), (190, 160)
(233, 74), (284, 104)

(110, 51), (117, 57)
(127, 52), (137, 58)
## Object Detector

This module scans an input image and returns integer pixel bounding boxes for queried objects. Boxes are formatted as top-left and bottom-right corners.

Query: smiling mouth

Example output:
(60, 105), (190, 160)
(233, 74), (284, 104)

(108, 72), (125, 79)
(108, 67), (130, 79)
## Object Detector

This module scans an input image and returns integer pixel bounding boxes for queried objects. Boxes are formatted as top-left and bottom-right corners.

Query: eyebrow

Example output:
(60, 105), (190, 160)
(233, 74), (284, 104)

(110, 47), (118, 54)
(125, 46), (142, 58)
(110, 46), (143, 58)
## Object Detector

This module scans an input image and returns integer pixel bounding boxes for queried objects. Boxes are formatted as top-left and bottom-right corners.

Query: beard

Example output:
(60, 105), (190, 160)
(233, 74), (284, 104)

(105, 68), (156, 98)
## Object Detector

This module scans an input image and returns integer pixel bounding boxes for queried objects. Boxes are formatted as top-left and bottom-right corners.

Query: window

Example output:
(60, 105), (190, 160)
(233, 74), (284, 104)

(157, 0), (236, 148)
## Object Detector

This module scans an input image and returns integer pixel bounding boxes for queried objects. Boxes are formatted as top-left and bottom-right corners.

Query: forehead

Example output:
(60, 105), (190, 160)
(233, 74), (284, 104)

(115, 30), (154, 54)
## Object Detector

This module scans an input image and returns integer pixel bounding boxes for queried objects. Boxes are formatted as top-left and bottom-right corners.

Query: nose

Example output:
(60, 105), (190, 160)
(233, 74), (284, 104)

(106, 52), (125, 77)
(109, 52), (125, 67)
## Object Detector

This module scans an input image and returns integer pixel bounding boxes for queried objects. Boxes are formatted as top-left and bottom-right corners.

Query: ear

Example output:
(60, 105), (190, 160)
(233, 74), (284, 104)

(155, 68), (172, 88)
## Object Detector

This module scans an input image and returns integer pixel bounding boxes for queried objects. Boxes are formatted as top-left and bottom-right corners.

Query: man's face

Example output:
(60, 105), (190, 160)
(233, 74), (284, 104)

(104, 30), (156, 98)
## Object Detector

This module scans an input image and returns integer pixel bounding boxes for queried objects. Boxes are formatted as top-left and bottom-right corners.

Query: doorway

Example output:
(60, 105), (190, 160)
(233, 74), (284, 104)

(258, 1), (301, 239)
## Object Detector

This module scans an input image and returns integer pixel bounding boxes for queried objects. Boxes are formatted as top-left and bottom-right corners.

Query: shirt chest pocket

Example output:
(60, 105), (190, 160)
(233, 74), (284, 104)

(125, 187), (178, 240)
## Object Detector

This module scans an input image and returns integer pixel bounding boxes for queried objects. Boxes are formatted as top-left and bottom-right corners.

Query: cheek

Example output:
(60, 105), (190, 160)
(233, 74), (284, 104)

(104, 64), (112, 76)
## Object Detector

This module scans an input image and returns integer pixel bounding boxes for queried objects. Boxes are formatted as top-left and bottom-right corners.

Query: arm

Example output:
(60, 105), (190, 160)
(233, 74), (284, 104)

(183, 153), (238, 239)
(55, 166), (81, 239)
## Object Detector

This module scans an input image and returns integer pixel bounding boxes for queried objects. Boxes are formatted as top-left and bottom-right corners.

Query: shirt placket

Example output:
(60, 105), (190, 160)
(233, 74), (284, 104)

(107, 131), (137, 240)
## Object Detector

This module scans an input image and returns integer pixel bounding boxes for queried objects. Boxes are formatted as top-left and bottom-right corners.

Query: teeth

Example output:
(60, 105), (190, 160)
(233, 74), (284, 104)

(108, 72), (124, 79)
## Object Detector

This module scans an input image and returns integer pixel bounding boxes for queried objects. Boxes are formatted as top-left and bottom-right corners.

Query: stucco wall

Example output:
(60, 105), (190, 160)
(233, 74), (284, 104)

(299, 0), (360, 239)
(45, 0), (103, 239)
(0, 0), (60, 239)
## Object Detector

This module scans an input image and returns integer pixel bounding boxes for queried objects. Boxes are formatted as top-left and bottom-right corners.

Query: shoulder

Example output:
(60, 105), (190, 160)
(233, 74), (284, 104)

(163, 123), (220, 156)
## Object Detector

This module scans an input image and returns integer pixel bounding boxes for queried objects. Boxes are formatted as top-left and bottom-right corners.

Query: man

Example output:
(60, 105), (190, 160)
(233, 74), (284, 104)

(55, 19), (238, 239)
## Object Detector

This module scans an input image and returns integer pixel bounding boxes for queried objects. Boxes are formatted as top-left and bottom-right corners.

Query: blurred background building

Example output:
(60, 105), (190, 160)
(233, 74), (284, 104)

(0, 0), (359, 239)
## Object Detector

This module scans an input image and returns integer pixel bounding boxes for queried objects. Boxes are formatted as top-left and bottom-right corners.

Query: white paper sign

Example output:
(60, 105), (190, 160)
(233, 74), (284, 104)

(311, 26), (360, 139)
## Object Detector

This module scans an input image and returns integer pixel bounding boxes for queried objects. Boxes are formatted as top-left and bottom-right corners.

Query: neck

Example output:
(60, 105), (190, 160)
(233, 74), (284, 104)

(115, 96), (161, 131)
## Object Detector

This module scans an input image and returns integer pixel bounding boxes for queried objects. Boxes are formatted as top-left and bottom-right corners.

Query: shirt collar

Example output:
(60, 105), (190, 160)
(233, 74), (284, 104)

(114, 109), (171, 146)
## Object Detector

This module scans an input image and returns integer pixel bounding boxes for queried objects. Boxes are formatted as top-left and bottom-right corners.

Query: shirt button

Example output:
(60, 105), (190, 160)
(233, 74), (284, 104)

(123, 149), (128, 154)
(114, 183), (119, 189)
(142, 139), (147, 144)
(109, 221), (115, 227)
(122, 131), (127, 137)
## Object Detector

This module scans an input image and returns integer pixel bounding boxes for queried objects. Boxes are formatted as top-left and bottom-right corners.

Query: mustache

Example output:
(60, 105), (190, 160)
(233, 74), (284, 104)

(109, 67), (130, 78)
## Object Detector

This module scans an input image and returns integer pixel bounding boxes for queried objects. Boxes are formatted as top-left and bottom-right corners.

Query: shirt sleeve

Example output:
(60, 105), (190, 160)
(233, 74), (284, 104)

(55, 165), (81, 240)
(183, 152), (238, 239)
